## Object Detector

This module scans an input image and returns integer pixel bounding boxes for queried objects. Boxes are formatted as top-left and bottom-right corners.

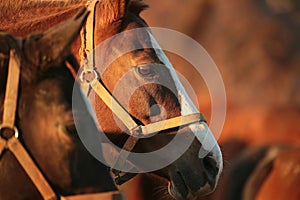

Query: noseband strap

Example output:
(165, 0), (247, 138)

(81, 1), (207, 185)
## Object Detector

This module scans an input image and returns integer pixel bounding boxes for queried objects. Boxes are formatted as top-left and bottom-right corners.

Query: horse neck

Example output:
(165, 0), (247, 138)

(1, 2), (84, 36)
(1, 2), (87, 72)
(0, 149), (118, 199)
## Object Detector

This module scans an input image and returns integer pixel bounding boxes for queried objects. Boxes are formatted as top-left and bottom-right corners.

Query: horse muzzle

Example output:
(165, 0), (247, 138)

(167, 129), (223, 200)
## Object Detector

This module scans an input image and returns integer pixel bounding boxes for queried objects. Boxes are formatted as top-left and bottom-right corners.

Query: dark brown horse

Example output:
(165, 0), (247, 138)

(0, 9), (123, 200)
(1, 1), (223, 199)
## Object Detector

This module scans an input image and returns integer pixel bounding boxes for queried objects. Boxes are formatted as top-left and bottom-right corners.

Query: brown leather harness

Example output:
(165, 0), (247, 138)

(0, 39), (124, 199)
(80, 0), (207, 185)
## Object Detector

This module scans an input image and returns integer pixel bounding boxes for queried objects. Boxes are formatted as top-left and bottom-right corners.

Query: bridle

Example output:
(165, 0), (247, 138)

(0, 38), (124, 200)
(80, 0), (207, 185)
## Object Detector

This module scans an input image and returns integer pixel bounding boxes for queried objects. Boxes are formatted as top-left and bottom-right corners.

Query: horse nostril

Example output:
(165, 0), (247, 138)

(203, 155), (219, 178)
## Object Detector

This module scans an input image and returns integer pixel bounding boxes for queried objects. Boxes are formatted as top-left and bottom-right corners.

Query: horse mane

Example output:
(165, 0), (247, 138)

(0, 0), (84, 18)
(127, 0), (149, 15)
(0, 1), (84, 35)
(0, 0), (148, 35)
(0, 0), (147, 10)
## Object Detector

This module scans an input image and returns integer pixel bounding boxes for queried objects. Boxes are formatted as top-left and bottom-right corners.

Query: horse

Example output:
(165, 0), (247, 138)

(206, 142), (300, 200)
(255, 146), (300, 200)
(1, 1), (223, 199)
(0, 9), (124, 200)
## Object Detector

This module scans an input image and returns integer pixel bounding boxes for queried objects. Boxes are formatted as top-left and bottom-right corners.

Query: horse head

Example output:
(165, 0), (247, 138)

(82, 1), (223, 199)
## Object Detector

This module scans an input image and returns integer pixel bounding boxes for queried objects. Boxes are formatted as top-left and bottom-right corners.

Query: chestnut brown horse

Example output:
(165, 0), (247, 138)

(255, 146), (300, 200)
(0, 9), (124, 200)
(210, 143), (300, 200)
(1, 1), (223, 199)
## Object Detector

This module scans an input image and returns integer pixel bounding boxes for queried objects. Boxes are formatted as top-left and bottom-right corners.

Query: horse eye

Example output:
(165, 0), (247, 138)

(136, 65), (156, 77)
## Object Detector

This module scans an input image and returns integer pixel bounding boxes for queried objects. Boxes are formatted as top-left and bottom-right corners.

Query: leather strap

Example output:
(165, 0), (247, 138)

(7, 137), (57, 200)
(61, 191), (125, 200)
(0, 48), (57, 200)
(113, 170), (138, 186)
(2, 50), (20, 129)
(140, 113), (206, 137)
(1, 48), (124, 199)
(80, 0), (99, 95)
(6, 135), (124, 200)
(111, 135), (139, 185)
(0, 137), (6, 157)
(81, 0), (98, 65)
(90, 79), (139, 131)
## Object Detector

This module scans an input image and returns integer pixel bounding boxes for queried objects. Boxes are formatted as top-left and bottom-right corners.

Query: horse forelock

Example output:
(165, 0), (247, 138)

(94, 0), (148, 27)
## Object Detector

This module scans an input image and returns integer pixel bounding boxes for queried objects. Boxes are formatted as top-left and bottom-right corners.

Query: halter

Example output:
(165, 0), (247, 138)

(0, 38), (124, 200)
(81, 1), (207, 185)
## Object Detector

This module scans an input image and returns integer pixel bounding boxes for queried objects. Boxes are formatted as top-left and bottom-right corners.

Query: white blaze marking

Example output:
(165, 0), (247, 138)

(148, 30), (219, 158)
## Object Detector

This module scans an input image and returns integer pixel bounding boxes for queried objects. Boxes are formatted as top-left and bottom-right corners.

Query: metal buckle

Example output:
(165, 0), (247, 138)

(111, 169), (137, 185)
(79, 68), (98, 83)
(129, 125), (142, 137)
(0, 125), (19, 139)
(199, 112), (207, 123)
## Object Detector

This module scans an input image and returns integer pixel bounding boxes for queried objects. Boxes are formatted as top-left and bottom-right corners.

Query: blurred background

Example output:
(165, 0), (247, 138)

(120, 0), (300, 199)
(141, 0), (300, 144)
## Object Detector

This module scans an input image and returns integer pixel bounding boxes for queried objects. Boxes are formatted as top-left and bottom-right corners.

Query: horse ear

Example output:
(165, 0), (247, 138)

(96, 0), (129, 26)
(24, 8), (89, 68)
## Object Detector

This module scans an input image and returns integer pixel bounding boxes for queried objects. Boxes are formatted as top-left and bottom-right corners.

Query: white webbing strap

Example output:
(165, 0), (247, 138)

(140, 113), (206, 137)
(90, 79), (139, 132)
(80, 0), (99, 95)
